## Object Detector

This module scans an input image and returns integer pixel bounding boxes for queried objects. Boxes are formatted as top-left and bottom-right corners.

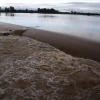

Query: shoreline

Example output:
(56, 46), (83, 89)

(0, 22), (100, 62)
(22, 28), (100, 62)
(0, 21), (28, 31)
(0, 12), (100, 16)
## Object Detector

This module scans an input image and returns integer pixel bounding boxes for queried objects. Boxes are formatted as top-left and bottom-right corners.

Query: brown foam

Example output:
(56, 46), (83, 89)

(22, 28), (100, 62)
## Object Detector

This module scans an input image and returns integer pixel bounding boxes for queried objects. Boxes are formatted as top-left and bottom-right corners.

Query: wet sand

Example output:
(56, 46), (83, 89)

(23, 28), (100, 62)
(0, 22), (28, 31)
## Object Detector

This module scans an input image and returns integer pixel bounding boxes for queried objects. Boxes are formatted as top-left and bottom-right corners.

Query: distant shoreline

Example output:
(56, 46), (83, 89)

(0, 12), (100, 16)
(0, 7), (100, 16)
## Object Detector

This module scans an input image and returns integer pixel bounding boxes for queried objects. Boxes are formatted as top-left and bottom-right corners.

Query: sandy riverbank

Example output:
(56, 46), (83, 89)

(0, 21), (33, 36)
(0, 22), (29, 31)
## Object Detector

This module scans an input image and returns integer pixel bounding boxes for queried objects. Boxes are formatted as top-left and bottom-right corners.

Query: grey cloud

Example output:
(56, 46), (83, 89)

(67, 2), (100, 10)
(0, 2), (100, 13)
(58, 2), (100, 13)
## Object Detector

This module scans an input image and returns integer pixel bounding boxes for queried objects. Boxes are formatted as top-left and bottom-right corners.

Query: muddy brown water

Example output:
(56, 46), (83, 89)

(23, 29), (100, 62)
(0, 36), (100, 100)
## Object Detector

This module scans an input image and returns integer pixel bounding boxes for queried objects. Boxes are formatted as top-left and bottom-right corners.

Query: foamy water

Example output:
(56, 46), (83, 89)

(0, 36), (100, 100)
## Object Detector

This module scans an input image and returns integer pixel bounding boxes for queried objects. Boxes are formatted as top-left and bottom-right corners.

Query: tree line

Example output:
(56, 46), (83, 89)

(0, 6), (100, 16)
(0, 6), (59, 13)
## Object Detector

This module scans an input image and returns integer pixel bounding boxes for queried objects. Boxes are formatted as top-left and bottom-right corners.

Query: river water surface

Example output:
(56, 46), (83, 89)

(0, 13), (100, 42)
(0, 13), (100, 100)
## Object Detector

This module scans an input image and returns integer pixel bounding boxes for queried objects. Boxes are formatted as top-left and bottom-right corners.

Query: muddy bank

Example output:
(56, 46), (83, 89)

(0, 22), (31, 36)
(23, 29), (100, 62)
(0, 36), (100, 100)
(0, 22), (100, 62)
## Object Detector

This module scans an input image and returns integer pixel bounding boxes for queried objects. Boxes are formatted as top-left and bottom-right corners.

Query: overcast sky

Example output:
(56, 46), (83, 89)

(0, 0), (100, 13)
(0, 0), (100, 3)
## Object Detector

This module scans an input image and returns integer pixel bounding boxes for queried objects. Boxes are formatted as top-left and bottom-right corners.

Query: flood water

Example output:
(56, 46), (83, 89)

(0, 13), (100, 42)
(0, 36), (100, 100)
(0, 13), (100, 100)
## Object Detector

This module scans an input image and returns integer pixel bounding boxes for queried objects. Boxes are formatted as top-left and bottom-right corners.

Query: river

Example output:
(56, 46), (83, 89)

(0, 13), (100, 42)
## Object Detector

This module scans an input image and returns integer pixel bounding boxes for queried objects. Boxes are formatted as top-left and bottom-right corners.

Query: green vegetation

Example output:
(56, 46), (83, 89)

(0, 6), (100, 16)
(0, 6), (59, 13)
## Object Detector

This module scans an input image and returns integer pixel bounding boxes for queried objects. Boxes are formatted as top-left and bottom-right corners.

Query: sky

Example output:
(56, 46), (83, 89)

(0, 0), (100, 3)
(0, 0), (100, 13)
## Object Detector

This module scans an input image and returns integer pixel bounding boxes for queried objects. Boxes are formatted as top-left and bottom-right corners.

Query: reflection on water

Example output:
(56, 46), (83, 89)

(5, 13), (15, 16)
(38, 15), (56, 18)
(0, 13), (100, 42)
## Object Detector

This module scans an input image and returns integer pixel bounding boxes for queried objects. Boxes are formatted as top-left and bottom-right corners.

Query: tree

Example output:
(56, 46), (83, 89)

(51, 8), (54, 12)
(71, 11), (73, 13)
(5, 7), (9, 12)
(26, 9), (28, 12)
(10, 6), (15, 12)
(37, 8), (40, 12)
